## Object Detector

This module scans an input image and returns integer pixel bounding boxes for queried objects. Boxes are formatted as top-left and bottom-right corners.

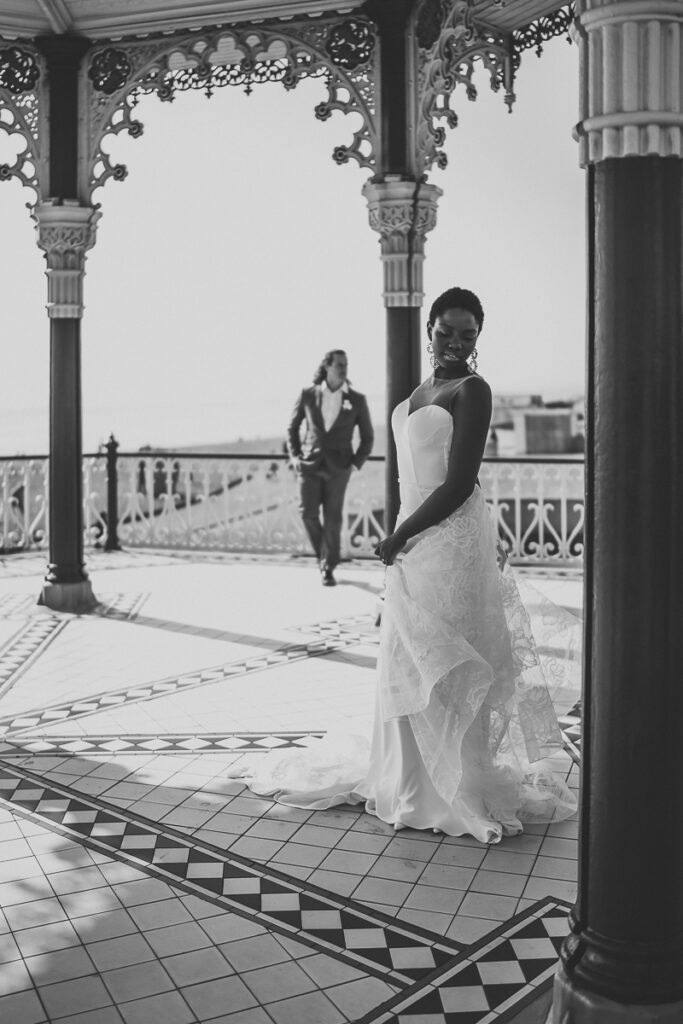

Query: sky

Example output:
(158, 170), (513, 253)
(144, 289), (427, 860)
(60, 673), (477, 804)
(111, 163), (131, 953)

(0, 34), (585, 455)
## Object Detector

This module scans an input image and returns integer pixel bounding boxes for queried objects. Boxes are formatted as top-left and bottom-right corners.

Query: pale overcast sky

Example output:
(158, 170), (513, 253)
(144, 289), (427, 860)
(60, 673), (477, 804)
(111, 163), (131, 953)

(0, 35), (584, 455)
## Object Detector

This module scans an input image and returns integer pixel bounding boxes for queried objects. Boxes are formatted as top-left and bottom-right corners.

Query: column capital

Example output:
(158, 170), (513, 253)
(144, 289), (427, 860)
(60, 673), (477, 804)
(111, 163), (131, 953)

(32, 201), (101, 318)
(362, 179), (442, 308)
(575, 0), (683, 164)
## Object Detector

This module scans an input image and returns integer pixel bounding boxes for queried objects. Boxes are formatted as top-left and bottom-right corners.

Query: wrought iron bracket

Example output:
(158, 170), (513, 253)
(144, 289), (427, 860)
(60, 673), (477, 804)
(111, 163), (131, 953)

(0, 42), (45, 202)
(415, 0), (519, 174)
(81, 15), (379, 202)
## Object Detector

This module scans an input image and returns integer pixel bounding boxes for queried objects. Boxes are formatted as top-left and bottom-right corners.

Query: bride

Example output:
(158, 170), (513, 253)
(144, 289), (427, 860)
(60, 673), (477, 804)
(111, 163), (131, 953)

(240, 287), (577, 845)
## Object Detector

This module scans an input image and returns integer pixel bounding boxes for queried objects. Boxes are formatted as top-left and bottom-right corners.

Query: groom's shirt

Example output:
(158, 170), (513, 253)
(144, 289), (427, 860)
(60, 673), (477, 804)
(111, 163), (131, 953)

(321, 381), (348, 431)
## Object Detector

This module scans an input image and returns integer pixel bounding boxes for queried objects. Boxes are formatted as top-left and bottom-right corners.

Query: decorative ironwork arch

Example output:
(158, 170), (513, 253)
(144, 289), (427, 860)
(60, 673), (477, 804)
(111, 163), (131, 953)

(82, 16), (378, 202)
(0, 43), (44, 201)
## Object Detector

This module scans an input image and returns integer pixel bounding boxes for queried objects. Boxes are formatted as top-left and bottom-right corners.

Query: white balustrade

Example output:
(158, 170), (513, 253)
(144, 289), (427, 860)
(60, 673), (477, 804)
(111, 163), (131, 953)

(0, 451), (585, 567)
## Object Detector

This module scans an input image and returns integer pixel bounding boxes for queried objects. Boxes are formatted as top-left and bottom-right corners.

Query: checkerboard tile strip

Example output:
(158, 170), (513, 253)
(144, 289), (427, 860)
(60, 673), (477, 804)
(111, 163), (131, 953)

(358, 900), (570, 1023)
(0, 730), (326, 756)
(0, 615), (65, 697)
(0, 761), (462, 987)
(559, 700), (581, 765)
(0, 635), (354, 737)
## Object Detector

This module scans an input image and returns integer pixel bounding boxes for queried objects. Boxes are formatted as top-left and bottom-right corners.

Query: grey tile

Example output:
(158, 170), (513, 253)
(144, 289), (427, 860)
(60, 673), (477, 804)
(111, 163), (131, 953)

(102, 960), (174, 1002)
(242, 960), (316, 1003)
(182, 975), (257, 1018)
(119, 990), (195, 1024)
(14, 920), (81, 958)
(25, 945), (96, 986)
(162, 947), (234, 986)
(352, 876), (414, 905)
(0, 989), (48, 1024)
(221, 934), (291, 973)
(266, 989), (345, 1024)
(326, 976), (396, 1017)
(71, 909), (138, 943)
(86, 934), (156, 972)
(404, 883), (465, 914)
(40, 976), (113, 1018)
(458, 891), (518, 920)
(318, 849), (378, 875)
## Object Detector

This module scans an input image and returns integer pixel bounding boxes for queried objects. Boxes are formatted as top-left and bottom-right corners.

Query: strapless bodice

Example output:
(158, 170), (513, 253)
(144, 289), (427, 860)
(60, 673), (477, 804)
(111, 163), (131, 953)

(391, 399), (453, 508)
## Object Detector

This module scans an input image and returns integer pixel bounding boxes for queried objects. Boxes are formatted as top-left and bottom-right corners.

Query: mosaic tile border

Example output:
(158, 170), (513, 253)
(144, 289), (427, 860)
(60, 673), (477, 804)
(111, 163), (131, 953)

(0, 759), (466, 989)
(0, 615), (66, 699)
(359, 898), (570, 1023)
(0, 731), (326, 756)
(0, 635), (354, 737)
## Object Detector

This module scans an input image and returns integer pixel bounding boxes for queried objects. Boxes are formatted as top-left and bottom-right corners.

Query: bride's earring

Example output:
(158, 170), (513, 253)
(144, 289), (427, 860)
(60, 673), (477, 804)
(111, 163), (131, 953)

(427, 342), (437, 369)
(468, 348), (478, 373)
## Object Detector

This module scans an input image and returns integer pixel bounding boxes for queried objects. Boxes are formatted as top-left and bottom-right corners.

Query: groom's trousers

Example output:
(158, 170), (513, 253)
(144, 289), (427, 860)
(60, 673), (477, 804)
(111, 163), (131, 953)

(298, 467), (352, 571)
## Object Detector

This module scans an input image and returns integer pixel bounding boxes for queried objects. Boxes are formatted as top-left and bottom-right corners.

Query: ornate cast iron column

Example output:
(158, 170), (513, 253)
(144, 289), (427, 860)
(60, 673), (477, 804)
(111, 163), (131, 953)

(363, 0), (429, 532)
(363, 0), (518, 530)
(554, 1), (683, 1020)
(34, 36), (98, 613)
(363, 178), (442, 527)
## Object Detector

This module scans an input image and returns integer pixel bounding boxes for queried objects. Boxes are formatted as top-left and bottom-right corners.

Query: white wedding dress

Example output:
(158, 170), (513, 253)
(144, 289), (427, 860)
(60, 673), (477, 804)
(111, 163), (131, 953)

(239, 393), (577, 844)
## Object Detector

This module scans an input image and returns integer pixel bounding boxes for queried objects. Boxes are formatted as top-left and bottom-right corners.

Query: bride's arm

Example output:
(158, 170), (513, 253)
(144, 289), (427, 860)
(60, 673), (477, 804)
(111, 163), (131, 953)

(376, 378), (492, 564)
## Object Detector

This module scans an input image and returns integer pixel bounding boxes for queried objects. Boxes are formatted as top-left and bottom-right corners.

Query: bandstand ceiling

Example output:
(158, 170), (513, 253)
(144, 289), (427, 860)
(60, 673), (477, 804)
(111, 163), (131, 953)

(0, 0), (570, 41)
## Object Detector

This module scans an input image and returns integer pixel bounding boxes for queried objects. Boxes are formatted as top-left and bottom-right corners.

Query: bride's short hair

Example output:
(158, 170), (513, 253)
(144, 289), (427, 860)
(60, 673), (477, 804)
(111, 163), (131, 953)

(428, 288), (484, 331)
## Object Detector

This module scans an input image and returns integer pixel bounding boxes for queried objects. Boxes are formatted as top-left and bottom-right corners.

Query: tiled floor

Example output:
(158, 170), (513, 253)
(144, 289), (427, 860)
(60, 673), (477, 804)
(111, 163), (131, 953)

(0, 549), (583, 1023)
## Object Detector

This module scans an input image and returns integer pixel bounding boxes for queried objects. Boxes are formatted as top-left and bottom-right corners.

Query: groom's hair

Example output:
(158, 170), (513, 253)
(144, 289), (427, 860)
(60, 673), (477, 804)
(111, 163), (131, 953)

(313, 349), (348, 385)
(428, 288), (484, 331)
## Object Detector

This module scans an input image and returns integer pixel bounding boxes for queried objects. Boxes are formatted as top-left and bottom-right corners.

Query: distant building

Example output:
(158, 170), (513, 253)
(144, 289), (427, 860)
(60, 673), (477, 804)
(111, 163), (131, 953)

(490, 395), (585, 455)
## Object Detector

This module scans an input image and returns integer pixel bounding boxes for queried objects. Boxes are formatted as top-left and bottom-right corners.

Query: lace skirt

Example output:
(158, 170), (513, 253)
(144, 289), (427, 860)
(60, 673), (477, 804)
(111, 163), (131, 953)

(238, 489), (579, 844)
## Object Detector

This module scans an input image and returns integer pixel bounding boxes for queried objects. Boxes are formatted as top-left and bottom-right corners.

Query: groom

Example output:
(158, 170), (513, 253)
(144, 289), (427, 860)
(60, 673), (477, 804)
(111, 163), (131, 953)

(287, 350), (374, 586)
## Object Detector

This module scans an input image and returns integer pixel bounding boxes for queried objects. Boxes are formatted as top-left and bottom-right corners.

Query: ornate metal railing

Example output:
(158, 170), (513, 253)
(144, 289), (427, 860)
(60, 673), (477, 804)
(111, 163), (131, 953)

(0, 447), (584, 567)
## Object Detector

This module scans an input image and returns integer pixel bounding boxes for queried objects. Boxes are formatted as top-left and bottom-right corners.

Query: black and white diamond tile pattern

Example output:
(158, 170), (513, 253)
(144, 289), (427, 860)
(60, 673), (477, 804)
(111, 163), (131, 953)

(0, 636), (352, 737)
(0, 731), (326, 757)
(0, 615), (65, 698)
(559, 700), (581, 765)
(359, 900), (570, 1024)
(0, 761), (461, 987)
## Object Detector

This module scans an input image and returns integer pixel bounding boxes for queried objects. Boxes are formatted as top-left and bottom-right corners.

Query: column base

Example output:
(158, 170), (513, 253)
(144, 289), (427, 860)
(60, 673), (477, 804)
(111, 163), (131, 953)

(38, 580), (98, 614)
(553, 967), (683, 1022)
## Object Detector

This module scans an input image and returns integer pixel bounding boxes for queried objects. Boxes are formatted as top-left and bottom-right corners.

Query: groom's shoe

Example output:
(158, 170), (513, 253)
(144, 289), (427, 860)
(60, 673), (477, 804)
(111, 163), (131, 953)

(321, 567), (336, 587)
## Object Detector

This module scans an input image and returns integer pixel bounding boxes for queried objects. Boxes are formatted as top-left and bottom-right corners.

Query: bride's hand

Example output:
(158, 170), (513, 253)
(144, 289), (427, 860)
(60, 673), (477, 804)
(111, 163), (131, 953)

(374, 532), (406, 566)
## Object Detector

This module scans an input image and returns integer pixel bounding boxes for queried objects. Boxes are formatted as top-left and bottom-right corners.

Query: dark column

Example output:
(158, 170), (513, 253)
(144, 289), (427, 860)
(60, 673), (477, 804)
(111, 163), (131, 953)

(363, 0), (431, 532)
(34, 36), (98, 612)
(385, 307), (421, 524)
(554, 2), (683, 1017)
(556, 155), (683, 1021)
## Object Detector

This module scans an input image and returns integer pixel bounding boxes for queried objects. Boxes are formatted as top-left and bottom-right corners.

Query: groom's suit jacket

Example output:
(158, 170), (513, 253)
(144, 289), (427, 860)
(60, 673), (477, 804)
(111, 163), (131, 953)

(287, 385), (374, 477)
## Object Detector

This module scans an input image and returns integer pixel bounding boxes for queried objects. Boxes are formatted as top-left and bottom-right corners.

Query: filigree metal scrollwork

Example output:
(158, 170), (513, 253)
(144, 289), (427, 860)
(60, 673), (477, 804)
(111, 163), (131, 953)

(514, 4), (575, 58)
(83, 17), (378, 201)
(416, 0), (517, 174)
(0, 43), (44, 200)
(88, 47), (132, 95)
(0, 46), (40, 94)
(325, 19), (375, 71)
